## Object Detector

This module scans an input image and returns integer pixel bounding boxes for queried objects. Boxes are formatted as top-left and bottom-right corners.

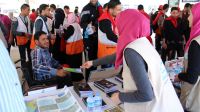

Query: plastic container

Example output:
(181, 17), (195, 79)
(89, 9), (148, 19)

(87, 95), (95, 112)
(93, 92), (103, 112)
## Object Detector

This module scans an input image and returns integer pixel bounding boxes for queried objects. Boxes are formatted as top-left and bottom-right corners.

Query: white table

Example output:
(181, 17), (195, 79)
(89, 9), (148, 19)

(69, 77), (124, 111)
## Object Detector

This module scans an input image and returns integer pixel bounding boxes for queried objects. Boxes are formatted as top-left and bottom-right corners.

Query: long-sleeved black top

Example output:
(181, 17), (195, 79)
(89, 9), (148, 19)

(178, 41), (200, 84)
(99, 19), (118, 43)
(163, 18), (184, 42)
(80, 3), (100, 35)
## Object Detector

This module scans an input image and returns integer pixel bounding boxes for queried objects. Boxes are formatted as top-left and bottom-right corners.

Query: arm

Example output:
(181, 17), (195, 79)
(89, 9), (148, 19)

(153, 13), (162, 25)
(34, 19), (43, 33)
(63, 25), (74, 40)
(93, 53), (116, 67)
(0, 21), (8, 36)
(178, 41), (200, 84)
(51, 58), (61, 69)
(99, 19), (118, 43)
(80, 7), (91, 30)
(119, 48), (154, 103)
(157, 16), (164, 30)
(163, 20), (183, 41)
(3, 15), (11, 32)
(31, 49), (57, 77)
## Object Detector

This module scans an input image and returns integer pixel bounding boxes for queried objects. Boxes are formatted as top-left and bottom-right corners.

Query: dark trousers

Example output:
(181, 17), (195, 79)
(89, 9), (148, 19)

(155, 35), (162, 53)
(83, 35), (98, 82)
(7, 44), (11, 54)
(51, 36), (66, 64)
(161, 43), (184, 62)
(65, 53), (84, 82)
(168, 43), (184, 60)
(18, 41), (31, 67)
(56, 75), (73, 89)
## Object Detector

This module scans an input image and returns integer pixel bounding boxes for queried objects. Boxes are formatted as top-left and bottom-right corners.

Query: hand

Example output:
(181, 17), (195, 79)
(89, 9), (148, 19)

(57, 66), (63, 69)
(80, 61), (93, 69)
(162, 42), (167, 49)
(110, 92), (121, 105)
(91, 26), (96, 33)
(51, 34), (56, 39)
(174, 75), (181, 82)
(50, 38), (56, 45)
(8, 36), (14, 45)
(56, 69), (69, 77)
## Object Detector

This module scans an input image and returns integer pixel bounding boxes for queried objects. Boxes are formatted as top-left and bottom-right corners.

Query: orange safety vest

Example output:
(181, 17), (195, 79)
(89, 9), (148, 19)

(16, 36), (29, 45)
(30, 35), (35, 49)
(98, 12), (118, 58)
(16, 16), (31, 45)
(65, 23), (84, 55)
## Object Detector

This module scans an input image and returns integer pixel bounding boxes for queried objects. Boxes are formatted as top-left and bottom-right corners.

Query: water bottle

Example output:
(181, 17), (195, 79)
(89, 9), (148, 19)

(86, 95), (95, 112)
(93, 92), (103, 112)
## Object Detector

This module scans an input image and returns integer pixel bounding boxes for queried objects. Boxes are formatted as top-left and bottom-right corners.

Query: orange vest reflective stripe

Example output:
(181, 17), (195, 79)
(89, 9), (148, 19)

(16, 16), (31, 45)
(16, 36), (29, 45)
(65, 23), (84, 55)
(98, 12), (118, 58)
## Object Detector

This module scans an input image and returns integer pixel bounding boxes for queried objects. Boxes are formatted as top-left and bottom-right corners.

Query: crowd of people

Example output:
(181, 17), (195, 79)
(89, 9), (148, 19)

(0, 0), (200, 112)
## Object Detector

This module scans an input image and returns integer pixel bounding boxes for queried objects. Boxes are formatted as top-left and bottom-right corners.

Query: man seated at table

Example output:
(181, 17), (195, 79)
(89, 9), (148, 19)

(31, 31), (72, 88)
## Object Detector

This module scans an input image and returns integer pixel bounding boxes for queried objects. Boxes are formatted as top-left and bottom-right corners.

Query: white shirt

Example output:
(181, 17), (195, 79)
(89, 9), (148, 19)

(0, 40), (26, 112)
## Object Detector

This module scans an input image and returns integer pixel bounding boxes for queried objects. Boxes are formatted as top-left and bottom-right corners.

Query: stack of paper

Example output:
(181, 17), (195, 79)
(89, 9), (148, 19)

(94, 79), (117, 93)
(25, 87), (84, 112)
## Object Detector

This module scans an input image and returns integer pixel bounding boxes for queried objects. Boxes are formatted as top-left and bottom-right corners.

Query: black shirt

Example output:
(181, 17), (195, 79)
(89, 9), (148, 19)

(178, 41), (200, 84)
(163, 18), (184, 42)
(99, 19), (118, 43)
(80, 3), (100, 36)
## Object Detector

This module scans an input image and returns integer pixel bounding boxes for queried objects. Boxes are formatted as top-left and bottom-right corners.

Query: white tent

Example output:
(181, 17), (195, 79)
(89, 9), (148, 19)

(0, 0), (198, 15)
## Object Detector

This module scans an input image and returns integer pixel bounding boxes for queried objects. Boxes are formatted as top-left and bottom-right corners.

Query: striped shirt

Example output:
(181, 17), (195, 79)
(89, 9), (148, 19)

(31, 46), (60, 81)
(0, 40), (27, 112)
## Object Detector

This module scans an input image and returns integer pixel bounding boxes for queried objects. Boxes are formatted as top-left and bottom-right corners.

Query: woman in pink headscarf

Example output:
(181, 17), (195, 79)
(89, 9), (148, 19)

(110, 9), (183, 112)
(174, 3), (200, 111)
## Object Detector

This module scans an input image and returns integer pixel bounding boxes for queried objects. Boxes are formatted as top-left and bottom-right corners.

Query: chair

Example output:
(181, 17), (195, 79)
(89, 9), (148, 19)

(21, 62), (57, 95)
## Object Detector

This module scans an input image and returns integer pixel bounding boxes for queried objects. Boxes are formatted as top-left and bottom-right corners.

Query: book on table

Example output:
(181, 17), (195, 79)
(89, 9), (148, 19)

(73, 82), (94, 98)
(94, 79), (117, 93)
(115, 74), (123, 83)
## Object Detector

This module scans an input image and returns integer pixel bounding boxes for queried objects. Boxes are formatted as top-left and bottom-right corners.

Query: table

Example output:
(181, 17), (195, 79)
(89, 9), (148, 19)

(69, 77), (124, 111)
(24, 77), (124, 112)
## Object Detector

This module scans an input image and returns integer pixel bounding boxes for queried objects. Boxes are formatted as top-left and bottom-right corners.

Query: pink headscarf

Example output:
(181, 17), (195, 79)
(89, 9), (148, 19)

(185, 3), (200, 51)
(115, 9), (150, 69)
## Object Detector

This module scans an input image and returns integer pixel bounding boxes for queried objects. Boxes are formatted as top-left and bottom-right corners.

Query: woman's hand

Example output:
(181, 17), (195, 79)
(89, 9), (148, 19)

(174, 75), (181, 82)
(80, 61), (93, 69)
(111, 92), (121, 105)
